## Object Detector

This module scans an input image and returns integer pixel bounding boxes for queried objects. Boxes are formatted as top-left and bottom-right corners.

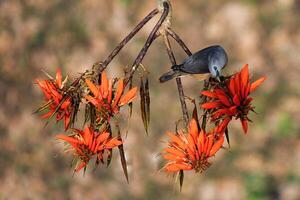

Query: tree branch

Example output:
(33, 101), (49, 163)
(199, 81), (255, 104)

(163, 34), (189, 125)
(98, 8), (159, 73)
(166, 28), (192, 56)
(126, 2), (170, 82)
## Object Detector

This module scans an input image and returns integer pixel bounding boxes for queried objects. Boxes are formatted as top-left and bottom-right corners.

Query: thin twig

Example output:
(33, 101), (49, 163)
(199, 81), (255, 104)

(167, 28), (192, 56)
(126, 2), (170, 83)
(98, 8), (159, 73)
(163, 34), (189, 125)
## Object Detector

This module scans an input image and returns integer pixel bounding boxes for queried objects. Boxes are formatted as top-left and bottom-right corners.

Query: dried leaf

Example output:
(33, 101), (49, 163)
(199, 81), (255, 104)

(140, 77), (148, 134)
(128, 78), (133, 117)
(46, 96), (68, 125)
(34, 100), (52, 114)
(192, 101), (200, 130)
(106, 149), (112, 168)
(225, 128), (230, 148)
(145, 76), (150, 125)
(179, 170), (184, 191)
(116, 122), (129, 183)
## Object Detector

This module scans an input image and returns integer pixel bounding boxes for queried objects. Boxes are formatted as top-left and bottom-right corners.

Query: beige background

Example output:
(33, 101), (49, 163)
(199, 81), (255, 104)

(0, 0), (299, 199)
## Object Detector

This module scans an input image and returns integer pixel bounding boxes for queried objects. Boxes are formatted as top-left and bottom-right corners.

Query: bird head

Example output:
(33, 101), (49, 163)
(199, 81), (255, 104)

(208, 62), (223, 78)
(208, 46), (228, 78)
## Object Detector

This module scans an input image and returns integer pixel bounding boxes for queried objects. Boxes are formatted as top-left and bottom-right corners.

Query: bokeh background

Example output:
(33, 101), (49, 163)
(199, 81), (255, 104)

(1, 0), (300, 199)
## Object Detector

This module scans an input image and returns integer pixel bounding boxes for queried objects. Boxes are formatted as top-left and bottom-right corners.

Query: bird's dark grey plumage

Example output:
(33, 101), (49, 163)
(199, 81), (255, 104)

(159, 45), (228, 83)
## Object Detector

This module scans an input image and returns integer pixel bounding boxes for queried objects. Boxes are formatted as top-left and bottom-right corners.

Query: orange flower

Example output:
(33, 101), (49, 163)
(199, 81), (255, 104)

(36, 69), (72, 130)
(56, 126), (122, 172)
(162, 119), (224, 173)
(85, 72), (138, 119)
(201, 64), (266, 134)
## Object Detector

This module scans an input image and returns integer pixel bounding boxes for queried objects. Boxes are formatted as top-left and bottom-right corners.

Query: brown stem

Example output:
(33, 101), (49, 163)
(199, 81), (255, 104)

(166, 28), (192, 56)
(201, 80), (210, 130)
(98, 8), (159, 73)
(126, 2), (170, 82)
(163, 34), (189, 125)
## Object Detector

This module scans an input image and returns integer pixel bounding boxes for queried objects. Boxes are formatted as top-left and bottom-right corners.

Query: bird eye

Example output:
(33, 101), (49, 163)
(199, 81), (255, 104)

(213, 66), (217, 71)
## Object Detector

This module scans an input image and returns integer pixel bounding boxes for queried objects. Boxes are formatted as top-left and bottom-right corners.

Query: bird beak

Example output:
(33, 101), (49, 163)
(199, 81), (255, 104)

(216, 70), (220, 77)
(216, 70), (221, 82)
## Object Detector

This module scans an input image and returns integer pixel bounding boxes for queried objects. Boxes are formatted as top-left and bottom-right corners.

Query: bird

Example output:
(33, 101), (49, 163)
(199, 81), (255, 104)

(159, 45), (228, 83)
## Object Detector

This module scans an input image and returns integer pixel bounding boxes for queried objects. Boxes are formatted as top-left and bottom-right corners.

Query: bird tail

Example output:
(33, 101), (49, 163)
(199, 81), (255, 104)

(159, 70), (178, 83)
(159, 65), (183, 83)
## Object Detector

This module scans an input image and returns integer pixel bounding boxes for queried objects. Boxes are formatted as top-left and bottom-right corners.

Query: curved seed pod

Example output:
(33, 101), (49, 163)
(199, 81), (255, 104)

(140, 77), (148, 134)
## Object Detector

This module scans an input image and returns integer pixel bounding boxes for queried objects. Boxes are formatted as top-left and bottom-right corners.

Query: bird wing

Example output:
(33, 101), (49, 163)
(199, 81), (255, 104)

(179, 46), (219, 74)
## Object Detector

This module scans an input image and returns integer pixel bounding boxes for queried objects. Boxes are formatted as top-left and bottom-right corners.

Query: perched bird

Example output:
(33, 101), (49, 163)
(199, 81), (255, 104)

(159, 45), (228, 83)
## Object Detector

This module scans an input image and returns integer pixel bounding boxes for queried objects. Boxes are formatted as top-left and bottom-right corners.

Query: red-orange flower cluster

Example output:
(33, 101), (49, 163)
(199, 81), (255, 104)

(162, 119), (224, 173)
(36, 69), (72, 130)
(56, 126), (122, 172)
(201, 64), (266, 133)
(85, 72), (138, 120)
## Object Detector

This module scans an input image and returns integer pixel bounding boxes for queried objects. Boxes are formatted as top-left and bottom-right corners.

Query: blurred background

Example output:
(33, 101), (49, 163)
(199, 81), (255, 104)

(0, 0), (300, 199)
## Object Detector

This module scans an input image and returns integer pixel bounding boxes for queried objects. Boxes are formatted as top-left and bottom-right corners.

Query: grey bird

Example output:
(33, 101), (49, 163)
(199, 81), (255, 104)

(159, 45), (228, 82)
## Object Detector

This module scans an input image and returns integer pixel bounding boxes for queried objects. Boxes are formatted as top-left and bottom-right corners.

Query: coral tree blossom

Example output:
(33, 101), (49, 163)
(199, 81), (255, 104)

(201, 64), (266, 134)
(36, 69), (72, 130)
(162, 119), (224, 173)
(56, 126), (122, 172)
(85, 72), (138, 120)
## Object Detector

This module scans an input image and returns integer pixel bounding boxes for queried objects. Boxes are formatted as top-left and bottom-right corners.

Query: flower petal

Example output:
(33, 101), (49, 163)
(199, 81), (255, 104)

(188, 119), (199, 142)
(105, 138), (122, 149)
(174, 163), (193, 171)
(209, 135), (224, 157)
(101, 72), (109, 98)
(96, 132), (110, 144)
(108, 80), (113, 103)
(215, 89), (231, 107)
(201, 101), (222, 109)
(163, 153), (181, 161)
(61, 98), (71, 110)
(41, 110), (54, 119)
(164, 163), (181, 172)
(85, 95), (98, 106)
(233, 94), (241, 106)
(240, 64), (249, 90)
(56, 134), (79, 144)
(164, 147), (186, 158)
(228, 77), (236, 96)
(166, 131), (186, 149)
(112, 78), (124, 108)
(241, 119), (248, 134)
(201, 91), (218, 98)
(197, 130), (205, 153)
(56, 68), (62, 88)
(118, 87), (138, 106)
(64, 113), (71, 130)
(250, 77), (266, 93)
(85, 79), (100, 98)
(75, 162), (88, 172)
(205, 136), (214, 156)
(217, 118), (231, 133)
